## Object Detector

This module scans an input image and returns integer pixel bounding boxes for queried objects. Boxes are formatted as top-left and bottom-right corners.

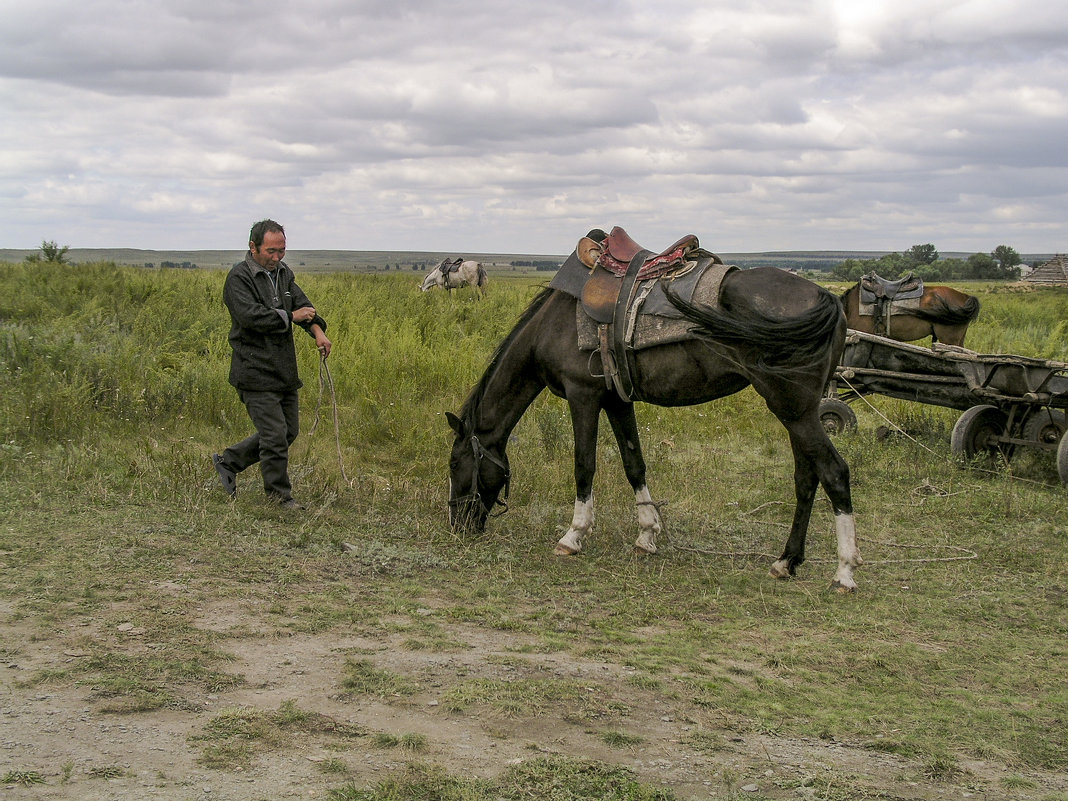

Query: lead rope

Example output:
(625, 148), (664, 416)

(305, 352), (353, 486)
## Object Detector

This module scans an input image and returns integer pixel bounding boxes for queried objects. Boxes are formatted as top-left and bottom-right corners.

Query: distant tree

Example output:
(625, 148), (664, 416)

(934, 257), (967, 280)
(878, 251), (913, 275)
(832, 258), (866, 281)
(833, 249), (940, 281)
(991, 245), (1022, 279)
(912, 262), (946, 281)
(965, 253), (999, 279)
(25, 239), (70, 264)
(904, 244), (939, 266)
(831, 244), (1027, 282)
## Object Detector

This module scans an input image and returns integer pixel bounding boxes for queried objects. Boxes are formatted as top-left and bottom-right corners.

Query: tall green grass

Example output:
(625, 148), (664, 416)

(1, 263), (232, 442)
(963, 283), (1068, 359)
(4, 265), (1062, 483)
(1, 262), (1064, 541)
(0, 263), (535, 485)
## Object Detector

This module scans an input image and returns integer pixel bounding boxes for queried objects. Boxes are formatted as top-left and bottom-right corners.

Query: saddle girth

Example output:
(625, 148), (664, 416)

(607, 247), (654, 402)
(440, 257), (464, 289)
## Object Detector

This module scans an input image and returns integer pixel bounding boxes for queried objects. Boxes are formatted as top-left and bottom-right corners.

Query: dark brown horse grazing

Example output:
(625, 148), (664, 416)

(447, 244), (863, 591)
(840, 282), (980, 346)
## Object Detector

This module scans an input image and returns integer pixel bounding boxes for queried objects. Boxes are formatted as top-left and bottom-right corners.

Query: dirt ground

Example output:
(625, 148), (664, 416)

(2, 594), (1065, 801)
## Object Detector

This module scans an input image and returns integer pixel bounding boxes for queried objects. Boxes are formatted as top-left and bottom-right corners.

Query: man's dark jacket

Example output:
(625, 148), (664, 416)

(223, 254), (328, 392)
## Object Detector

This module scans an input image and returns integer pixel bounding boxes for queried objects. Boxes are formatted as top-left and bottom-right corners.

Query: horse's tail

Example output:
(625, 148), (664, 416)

(901, 294), (980, 326)
(477, 263), (488, 287)
(664, 280), (844, 367)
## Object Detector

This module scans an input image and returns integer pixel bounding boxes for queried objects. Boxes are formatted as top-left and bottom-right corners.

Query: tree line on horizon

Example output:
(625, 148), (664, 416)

(830, 243), (1024, 281)
(18, 239), (1034, 282)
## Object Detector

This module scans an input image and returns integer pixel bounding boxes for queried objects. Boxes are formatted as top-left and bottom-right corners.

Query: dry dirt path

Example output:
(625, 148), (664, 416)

(4, 595), (1063, 801)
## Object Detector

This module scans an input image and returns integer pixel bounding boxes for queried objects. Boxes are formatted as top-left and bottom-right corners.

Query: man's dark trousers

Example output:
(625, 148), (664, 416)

(220, 389), (300, 500)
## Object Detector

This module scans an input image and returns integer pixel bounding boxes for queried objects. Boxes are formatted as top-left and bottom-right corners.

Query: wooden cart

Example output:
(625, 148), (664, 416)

(820, 330), (1068, 486)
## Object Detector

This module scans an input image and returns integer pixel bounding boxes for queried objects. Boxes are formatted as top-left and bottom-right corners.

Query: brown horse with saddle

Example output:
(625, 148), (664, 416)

(840, 272), (980, 346)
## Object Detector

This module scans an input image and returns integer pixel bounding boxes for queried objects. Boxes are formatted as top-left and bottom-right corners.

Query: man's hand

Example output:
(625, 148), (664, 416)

(292, 306), (317, 323)
(314, 331), (332, 359)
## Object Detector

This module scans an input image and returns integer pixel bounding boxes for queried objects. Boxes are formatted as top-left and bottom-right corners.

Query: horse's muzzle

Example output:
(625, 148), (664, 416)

(449, 495), (488, 534)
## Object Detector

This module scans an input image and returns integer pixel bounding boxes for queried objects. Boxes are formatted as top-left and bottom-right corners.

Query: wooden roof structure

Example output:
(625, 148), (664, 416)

(1025, 254), (1068, 285)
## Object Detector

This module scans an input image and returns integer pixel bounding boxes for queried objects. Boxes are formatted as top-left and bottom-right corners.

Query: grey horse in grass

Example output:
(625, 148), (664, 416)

(420, 258), (488, 298)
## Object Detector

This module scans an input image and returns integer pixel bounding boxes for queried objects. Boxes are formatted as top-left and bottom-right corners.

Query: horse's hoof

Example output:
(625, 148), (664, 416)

(632, 545), (657, 555)
(769, 560), (792, 580)
(553, 544), (579, 556)
(830, 580), (857, 594)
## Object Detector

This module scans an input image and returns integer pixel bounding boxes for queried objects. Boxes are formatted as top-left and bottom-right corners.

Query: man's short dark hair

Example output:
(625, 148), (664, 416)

(249, 219), (285, 248)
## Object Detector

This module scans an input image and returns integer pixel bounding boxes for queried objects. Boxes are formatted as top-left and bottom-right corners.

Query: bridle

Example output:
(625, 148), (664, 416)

(449, 434), (511, 521)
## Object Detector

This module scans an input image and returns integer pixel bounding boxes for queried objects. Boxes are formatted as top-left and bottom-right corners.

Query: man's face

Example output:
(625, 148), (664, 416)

(250, 230), (286, 269)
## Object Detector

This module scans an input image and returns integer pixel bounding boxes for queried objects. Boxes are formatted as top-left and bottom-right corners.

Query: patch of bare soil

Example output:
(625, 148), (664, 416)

(2, 598), (1063, 801)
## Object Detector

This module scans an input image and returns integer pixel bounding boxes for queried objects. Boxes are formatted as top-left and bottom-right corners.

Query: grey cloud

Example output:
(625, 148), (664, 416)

(1, 0), (1066, 253)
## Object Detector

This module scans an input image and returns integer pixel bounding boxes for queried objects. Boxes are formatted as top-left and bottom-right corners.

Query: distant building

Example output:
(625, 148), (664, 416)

(1024, 254), (1068, 285)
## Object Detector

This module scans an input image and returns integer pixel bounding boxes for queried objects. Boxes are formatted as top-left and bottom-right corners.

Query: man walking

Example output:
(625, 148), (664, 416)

(212, 219), (331, 508)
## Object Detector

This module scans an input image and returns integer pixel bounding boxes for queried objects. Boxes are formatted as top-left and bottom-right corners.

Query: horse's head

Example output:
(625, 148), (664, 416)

(445, 412), (510, 533)
(419, 269), (440, 292)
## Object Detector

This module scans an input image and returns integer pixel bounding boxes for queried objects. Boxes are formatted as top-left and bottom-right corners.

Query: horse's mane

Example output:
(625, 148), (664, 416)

(458, 286), (555, 423)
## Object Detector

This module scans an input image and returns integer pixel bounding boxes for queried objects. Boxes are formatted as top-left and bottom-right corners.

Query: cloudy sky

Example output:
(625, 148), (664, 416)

(2, 0), (1066, 256)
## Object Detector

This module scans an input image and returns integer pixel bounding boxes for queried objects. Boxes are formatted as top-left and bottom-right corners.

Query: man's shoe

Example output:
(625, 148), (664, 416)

(279, 498), (304, 510)
(212, 454), (237, 498)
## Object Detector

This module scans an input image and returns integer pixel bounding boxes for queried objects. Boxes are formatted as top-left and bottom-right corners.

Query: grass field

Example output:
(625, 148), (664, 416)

(1, 262), (1066, 800)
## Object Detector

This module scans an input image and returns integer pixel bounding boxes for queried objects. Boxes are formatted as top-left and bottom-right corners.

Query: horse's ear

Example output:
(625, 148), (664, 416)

(445, 412), (464, 436)
(576, 237), (602, 269)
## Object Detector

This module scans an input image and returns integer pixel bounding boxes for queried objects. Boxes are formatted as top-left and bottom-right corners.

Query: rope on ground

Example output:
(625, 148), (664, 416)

(849, 536), (978, 566)
(666, 499), (978, 566)
(634, 383), (1005, 567)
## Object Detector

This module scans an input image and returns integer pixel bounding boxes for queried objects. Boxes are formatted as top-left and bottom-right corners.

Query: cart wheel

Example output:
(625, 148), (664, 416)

(1058, 432), (1068, 487)
(818, 398), (857, 434)
(1022, 409), (1067, 446)
(951, 405), (1009, 462)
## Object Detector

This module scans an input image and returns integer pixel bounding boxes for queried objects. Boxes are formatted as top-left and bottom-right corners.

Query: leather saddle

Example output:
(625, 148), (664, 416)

(439, 257), (465, 289)
(580, 227), (704, 323)
(859, 271), (923, 304)
(575, 226), (720, 402)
